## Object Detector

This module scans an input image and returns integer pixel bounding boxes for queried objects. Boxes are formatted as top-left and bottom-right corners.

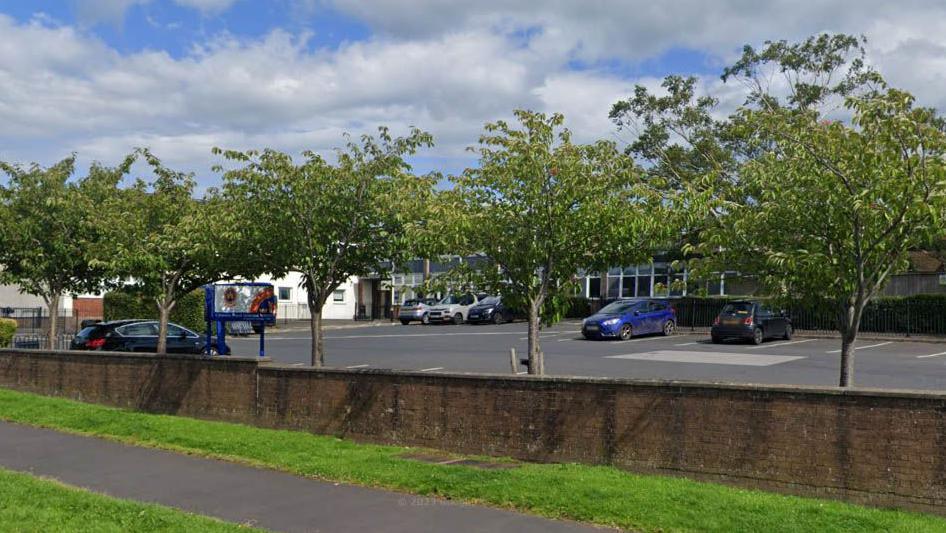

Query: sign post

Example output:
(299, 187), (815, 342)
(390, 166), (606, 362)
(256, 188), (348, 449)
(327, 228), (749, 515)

(204, 283), (277, 357)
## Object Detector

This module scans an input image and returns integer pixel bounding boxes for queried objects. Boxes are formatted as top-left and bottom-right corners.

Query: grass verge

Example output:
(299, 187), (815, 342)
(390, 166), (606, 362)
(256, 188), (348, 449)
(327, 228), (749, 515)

(0, 466), (261, 532)
(0, 387), (943, 532)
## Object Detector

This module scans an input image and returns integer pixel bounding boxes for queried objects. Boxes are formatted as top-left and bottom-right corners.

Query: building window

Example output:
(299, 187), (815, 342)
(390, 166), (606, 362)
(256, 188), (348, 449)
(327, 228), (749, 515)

(607, 267), (622, 299)
(333, 289), (345, 303)
(278, 287), (292, 301)
(621, 267), (636, 297)
(587, 274), (601, 299)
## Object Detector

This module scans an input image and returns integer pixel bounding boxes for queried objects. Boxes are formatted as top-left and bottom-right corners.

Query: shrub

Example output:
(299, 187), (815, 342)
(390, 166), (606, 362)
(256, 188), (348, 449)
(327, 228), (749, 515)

(0, 318), (16, 348)
(103, 290), (205, 332)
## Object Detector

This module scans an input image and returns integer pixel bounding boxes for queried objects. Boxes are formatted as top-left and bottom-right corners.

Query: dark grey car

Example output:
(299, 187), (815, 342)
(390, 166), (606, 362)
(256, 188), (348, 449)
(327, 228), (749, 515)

(711, 301), (792, 345)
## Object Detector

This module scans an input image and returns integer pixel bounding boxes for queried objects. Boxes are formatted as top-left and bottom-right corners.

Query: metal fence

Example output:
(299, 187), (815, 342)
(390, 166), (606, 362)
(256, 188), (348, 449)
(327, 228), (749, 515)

(10, 333), (75, 350)
(671, 297), (946, 337)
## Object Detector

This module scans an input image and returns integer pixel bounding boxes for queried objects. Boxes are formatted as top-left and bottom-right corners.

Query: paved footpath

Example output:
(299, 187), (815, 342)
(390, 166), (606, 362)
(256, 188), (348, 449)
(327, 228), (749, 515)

(0, 422), (606, 533)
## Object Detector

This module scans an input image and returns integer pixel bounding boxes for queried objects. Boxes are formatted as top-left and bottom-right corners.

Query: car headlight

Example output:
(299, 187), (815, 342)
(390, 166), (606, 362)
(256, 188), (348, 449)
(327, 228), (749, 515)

(602, 318), (621, 326)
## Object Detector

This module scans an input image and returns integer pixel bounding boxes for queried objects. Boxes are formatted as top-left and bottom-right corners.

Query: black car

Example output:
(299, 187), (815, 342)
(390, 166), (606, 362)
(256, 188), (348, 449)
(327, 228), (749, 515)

(466, 296), (514, 324)
(711, 301), (792, 345)
(69, 319), (228, 355)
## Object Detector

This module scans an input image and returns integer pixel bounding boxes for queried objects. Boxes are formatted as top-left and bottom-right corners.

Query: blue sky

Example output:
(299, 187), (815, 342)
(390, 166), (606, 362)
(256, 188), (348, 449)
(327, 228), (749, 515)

(1, 1), (944, 185)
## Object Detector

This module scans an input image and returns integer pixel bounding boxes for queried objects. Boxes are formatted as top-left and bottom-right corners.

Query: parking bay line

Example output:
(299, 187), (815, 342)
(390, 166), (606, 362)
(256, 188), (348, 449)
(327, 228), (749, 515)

(419, 367), (444, 372)
(917, 351), (946, 359)
(826, 341), (892, 354)
(746, 339), (816, 350)
(345, 364), (369, 369)
(605, 350), (804, 366)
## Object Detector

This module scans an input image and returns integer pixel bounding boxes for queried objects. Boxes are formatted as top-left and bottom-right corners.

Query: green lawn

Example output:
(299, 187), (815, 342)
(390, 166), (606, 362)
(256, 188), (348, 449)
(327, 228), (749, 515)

(0, 467), (261, 532)
(0, 387), (943, 532)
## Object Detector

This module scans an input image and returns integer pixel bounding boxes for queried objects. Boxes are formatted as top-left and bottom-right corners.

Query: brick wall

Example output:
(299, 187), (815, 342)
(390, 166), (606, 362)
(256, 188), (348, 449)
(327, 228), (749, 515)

(0, 349), (258, 423)
(3, 348), (946, 514)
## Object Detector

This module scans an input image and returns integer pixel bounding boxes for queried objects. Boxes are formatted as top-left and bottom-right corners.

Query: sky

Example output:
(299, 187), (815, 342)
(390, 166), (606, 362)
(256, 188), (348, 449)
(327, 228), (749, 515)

(3, 1), (946, 185)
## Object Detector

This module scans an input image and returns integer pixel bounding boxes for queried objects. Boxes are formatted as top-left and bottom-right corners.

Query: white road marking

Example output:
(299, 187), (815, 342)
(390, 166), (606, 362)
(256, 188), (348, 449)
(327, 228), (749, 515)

(605, 350), (804, 366)
(826, 341), (892, 354)
(917, 351), (946, 359)
(746, 339), (816, 350)
(515, 371), (528, 375)
(419, 367), (444, 372)
(291, 362), (305, 366)
(345, 364), (369, 369)
(674, 342), (698, 346)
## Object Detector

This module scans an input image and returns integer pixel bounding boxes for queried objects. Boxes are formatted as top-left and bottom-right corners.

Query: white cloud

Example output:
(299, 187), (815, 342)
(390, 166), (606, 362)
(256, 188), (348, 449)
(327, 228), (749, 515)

(6, 3), (946, 183)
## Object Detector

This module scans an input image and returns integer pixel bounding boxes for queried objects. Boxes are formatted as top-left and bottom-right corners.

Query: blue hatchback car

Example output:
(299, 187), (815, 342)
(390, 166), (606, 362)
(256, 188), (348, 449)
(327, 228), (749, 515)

(581, 299), (676, 340)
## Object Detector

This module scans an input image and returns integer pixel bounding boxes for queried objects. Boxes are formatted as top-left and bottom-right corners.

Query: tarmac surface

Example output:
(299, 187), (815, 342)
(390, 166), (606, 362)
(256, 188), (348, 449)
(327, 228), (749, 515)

(0, 422), (605, 533)
(232, 321), (946, 390)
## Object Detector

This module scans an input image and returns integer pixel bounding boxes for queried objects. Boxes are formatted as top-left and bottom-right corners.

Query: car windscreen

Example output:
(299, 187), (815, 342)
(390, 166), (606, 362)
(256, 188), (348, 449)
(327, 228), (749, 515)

(438, 296), (460, 305)
(478, 296), (500, 305)
(598, 300), (639, 314)
(402, 300), (420, 307)
(721, 303), (754, 316)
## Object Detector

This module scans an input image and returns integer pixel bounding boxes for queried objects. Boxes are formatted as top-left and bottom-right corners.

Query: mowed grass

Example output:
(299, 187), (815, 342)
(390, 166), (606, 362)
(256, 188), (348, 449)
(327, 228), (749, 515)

(0, 467), (261, 532)
(0, 388), (943, 532)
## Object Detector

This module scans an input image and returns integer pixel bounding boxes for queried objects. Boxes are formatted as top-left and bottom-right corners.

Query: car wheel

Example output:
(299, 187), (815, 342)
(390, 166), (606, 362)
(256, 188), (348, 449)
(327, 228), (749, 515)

(453, 312), (464, 325)
(752, 327), (764, 345)
(662, 320), (675, 336)
(711, 335), (722, 344)
(493, 312), (504, 325)
(783, 324), (793, 340)
(619, 324), (633, 341)
(400, 319), (410, 325)
(421, 313), (430, 325)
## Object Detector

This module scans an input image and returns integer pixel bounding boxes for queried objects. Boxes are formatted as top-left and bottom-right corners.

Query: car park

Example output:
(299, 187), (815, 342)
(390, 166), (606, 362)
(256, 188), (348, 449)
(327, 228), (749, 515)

(69, 319), (228, 354)
(398, 297), (439, 325)
(581, 299), (676, 340)
(711, 300), (792, 344)
(466, 295), (514, 324)
(427, 293), (484, 324)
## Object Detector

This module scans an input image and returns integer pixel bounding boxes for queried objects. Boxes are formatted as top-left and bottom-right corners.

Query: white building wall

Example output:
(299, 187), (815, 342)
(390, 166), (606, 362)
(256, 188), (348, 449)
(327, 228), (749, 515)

(253, 272), (357, 320)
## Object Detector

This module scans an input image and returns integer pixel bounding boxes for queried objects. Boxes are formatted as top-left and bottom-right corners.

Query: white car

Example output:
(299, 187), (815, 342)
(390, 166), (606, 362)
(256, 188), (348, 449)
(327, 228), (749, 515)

(426, 294), (483, 324)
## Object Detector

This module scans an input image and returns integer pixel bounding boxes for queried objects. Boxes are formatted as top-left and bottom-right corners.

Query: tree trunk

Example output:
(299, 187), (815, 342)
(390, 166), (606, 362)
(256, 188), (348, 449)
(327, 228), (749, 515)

(45, 293), (60, 350)
(837, 299), (865, 387)
(838, 332), (856, 387)
(156, 299), (174, 355)
(309, 306), (324, 367)
(527, 298), (543, 375)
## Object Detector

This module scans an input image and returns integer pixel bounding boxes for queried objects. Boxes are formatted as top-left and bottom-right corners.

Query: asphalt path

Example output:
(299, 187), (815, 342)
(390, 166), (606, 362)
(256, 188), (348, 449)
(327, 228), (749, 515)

(0, 422), (604, 533)
(230, 322), (946, 391)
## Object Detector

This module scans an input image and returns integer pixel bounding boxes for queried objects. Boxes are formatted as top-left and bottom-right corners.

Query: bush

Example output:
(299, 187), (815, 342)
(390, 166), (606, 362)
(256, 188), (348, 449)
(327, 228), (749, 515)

(0, 318), (16, 348)
(103, 290), (206, 332)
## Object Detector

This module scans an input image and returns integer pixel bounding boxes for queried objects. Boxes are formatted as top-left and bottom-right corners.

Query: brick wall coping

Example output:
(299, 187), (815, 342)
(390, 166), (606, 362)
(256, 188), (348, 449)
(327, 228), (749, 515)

(258, 361), (946, 400)
(0, 348), (269, 364)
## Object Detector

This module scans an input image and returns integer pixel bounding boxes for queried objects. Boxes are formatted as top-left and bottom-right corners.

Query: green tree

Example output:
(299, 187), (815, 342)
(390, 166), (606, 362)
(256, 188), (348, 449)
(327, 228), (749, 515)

(451, 110), (668, 374)
(106, 150), (233, 354)
(216, 127), (435, 366)
(612, 34), (946, 386)
(0, 156), (131, 346)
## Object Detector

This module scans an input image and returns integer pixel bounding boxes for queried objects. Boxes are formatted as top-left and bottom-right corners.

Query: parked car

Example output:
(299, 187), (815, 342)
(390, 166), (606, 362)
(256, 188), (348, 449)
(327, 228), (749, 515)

(711, 301), (792, 345)
(69, 319), (229, 355)
(398, 297), (439, 325)
(427, 293), (484, 324)
(581, 299), (676, 340)
(466, 296), (514, 324)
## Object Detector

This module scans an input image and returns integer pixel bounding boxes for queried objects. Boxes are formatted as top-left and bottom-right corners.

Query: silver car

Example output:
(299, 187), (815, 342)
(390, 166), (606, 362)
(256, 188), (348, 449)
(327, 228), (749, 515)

(398, 298), (438, 325)
(427, 294), (483, 324)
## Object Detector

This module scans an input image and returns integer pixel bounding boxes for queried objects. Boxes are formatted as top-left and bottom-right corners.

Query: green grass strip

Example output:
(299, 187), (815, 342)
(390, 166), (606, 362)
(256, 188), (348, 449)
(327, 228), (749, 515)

(0, 387), (943, 532)
(0, 466), (262, 532)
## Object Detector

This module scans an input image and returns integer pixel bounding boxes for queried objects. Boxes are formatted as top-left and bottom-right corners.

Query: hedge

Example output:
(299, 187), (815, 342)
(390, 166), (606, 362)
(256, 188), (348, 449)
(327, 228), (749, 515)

(103, 290), (205, 333)
(569, 294), (946, 336)
(0, 318), (16, 348)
